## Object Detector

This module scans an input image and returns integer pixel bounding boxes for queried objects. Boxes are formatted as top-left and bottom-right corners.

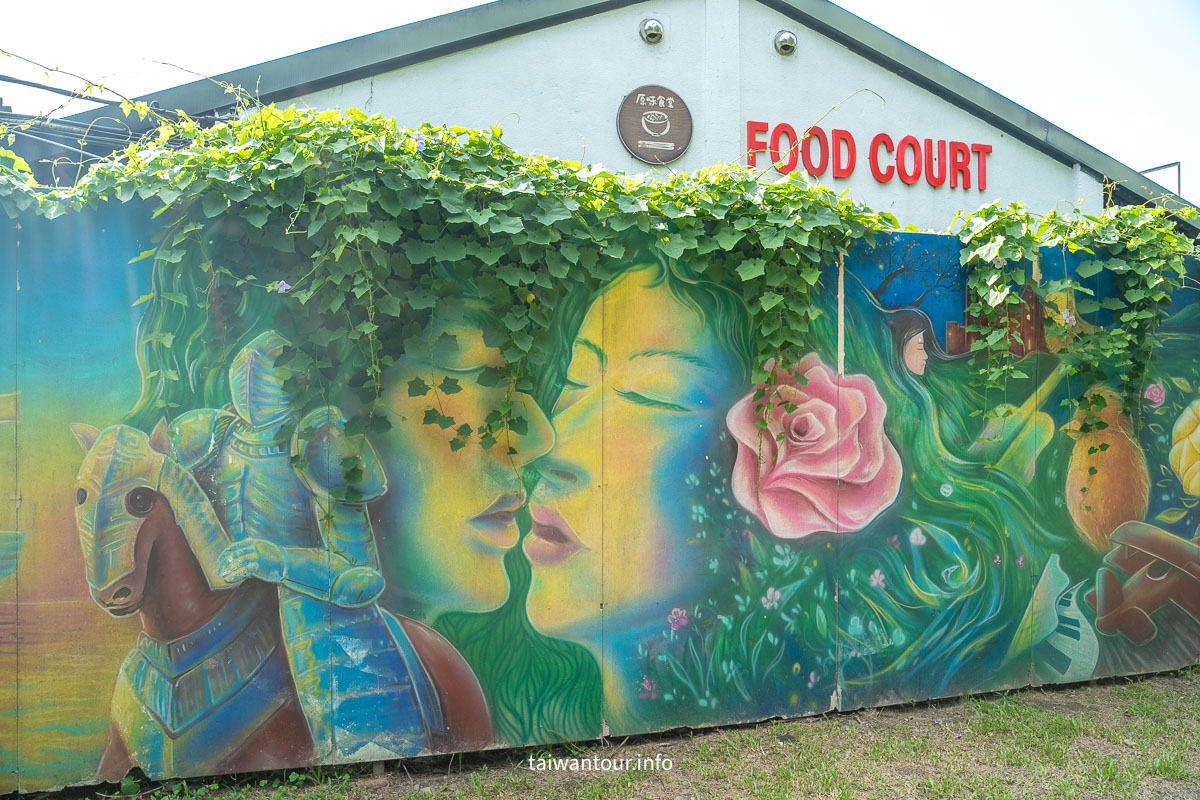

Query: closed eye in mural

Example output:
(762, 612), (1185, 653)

(63, 245), (1200, 773)
(4, 203), (1198, 790)
(52, 240), (1200, 780)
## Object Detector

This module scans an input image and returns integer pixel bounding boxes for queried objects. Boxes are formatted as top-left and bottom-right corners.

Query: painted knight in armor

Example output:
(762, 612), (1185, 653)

(72, 331), (490, 777)
(167, 330), (441, 761)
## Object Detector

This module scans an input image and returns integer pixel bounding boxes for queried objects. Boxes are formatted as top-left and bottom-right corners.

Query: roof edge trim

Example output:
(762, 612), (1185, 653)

(65, 1), (639, 124)
(61, 0), (1196, 230)
(761, 0), (1195, 226)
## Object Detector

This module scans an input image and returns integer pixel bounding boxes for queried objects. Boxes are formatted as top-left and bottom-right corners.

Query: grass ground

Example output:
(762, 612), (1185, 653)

(56, 666), (1200, 800)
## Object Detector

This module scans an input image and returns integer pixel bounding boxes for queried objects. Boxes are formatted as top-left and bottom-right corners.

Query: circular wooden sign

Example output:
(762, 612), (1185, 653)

(616, 85), (693, 165)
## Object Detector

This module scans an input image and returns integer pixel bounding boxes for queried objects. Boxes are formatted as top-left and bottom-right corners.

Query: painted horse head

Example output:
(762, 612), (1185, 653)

(70, 420), (235, 617)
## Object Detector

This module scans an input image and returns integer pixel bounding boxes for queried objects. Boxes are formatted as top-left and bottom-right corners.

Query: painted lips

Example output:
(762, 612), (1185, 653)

(467, 493), (523, 548)
(525, 505), (587, 566)
(468, 494), (587, 564)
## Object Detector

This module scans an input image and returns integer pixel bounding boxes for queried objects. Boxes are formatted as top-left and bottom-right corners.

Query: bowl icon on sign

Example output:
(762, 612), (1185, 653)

(641, 110), (671, 137)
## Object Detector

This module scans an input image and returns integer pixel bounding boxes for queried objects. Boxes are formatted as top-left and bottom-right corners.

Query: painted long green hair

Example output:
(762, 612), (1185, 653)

(126, 217), (285, 430)
(433, 280), (604, 746)
(434, 250), (758, 743)
(127, 210), (1118, 735)
(130, 211), (613, 747)
(816, 275), (1076, 703)
(631, 261), (1096, 719)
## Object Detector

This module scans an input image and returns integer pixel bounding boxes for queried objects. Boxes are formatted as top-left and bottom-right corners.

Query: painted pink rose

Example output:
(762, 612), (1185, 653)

(726, 353), (903, 539)
(1144, 382), (1165, 409)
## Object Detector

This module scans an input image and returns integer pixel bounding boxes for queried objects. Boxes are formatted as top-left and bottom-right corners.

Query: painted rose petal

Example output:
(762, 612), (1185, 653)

(727, 352), (903, 540)
(730, 441), (770, 529)
(784, 397), (839, 456)
(785, 412), (826, 444)
(805, 400), (839, 445)
(833, 381), (869, 439)
(759, 484), (839, 538)
(764, 471), (840, 521)
(772, 434), (858, 480)
(726, 393), (765, 447)
(837, 373), (890, 482)
(835, 439), (903, 529)
(772, 400), (868, 481)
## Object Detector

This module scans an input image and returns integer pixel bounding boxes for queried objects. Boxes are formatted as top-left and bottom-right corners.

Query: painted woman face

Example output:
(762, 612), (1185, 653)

(903, 330), (928, 375)
(526, 268), (741, 638)
(375, 302), (554, 616)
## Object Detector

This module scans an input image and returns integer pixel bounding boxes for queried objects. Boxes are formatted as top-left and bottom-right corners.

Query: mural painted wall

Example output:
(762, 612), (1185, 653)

(2, 201), (1199, 792)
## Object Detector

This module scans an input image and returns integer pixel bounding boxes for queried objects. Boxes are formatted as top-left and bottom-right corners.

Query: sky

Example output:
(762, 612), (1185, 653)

(1, 0), (1196, 203)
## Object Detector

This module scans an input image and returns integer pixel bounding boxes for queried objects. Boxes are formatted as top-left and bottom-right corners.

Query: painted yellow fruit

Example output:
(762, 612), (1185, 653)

(1170, 399), (1200, 496)
(1064, 388), (1149, 553)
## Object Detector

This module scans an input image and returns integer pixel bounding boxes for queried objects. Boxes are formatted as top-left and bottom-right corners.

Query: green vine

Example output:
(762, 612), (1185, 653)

(1, 106), (1195, 461)
(956, 199), (1197, 436)
(0, 106), (897, 453)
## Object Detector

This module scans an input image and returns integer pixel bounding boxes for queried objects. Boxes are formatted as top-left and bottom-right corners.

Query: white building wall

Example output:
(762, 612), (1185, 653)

(736, 1), (1103, 228)
(296, 0), (1103, 231)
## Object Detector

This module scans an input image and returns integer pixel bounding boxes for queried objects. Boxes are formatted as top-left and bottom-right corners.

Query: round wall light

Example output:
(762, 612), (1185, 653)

(641, 18), (664, 44)
(775, 30), (798, 55)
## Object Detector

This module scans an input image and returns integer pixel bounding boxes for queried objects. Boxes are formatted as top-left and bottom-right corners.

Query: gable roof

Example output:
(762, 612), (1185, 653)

(63, 0), (1197, 226)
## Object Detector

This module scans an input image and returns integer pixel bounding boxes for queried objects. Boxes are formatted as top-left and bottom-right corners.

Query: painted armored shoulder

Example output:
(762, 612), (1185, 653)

(290, 407), (387, 503)
(229, 330), (297, 429)
(169, 409), (237, 471)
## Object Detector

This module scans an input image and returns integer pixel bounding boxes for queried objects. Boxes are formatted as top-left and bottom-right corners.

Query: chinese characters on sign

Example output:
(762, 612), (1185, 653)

(618, 85), (693, 165)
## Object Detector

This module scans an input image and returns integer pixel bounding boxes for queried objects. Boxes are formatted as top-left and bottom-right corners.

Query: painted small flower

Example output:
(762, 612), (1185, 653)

(708, 558), (720, 573)
(993, 553), (1002, 567)
(807, 670), (819, 688)
(1016, 554), (1026, 569)
(887, 534), (900, 550)
(1062, 307), (1076, 327)
(762, 587), (782, 609)
(909, 527), (927, 546)
(869, 569), (886, 589)
(667, 607), (689, 631)
(1144, 382), (1166, 409)
(940, 482), (954, 498)
(638, 676), (658, 700)
(413, 131), (427, 151)
(274, 280), (292, 294)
